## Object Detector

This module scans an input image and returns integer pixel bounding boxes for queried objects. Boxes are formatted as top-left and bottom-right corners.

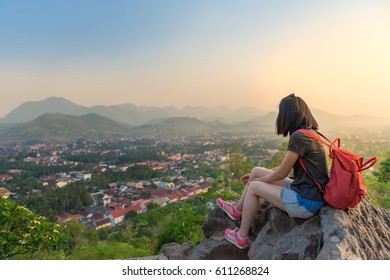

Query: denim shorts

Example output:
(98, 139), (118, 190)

(280, 180), (325, 219)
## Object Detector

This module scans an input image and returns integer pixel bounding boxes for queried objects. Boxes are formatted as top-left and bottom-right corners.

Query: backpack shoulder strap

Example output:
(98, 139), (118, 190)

(296, 129), (341, 149)
(360, 156), (379, 171)
(296, 129), (328, 193)
(298, 157), (325, 193)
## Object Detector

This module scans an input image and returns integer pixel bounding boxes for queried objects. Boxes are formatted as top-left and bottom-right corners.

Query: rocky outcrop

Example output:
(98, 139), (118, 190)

(160, 197), (390, 260)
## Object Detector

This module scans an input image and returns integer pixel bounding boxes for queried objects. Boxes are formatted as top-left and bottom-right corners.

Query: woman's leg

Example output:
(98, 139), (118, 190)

(235, 167), (287, 212)
(239, 181), (285, 238)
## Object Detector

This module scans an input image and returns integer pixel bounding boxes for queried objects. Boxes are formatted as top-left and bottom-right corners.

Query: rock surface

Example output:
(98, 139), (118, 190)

(160, 197), (390, 260)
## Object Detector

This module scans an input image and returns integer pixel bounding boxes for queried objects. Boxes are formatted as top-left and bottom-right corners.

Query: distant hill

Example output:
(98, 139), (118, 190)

(2, 97), (89, 123)
(129, 117), (234, 136)
(233, 111), (277, 133)
(310, 109), (390, 131)
(0, 113), (131, 143)
(1, 96), (265, 125)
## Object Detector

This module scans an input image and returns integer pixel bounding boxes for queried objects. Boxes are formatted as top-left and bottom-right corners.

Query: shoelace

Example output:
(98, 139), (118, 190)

(222, 202), (234, 214)
(226, 228), (239, 238)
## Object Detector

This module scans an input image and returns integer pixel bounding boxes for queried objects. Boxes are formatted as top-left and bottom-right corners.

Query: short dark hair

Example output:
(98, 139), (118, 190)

(276, 93), (319, 136)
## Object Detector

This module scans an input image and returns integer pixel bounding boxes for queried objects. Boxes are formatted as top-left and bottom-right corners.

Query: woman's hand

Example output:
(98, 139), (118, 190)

(241, 173), (250, 184)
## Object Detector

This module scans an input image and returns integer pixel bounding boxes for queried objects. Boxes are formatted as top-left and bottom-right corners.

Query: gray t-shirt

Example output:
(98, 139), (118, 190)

(288, 130), (329, 202)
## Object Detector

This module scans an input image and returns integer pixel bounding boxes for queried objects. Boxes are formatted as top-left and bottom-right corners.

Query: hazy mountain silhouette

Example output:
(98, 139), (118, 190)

(310, 109), (390, 130)
(0, 113), (269, 143)
(0, 113), (131, 143)
(129, 117), (233, 136)
(2, 97), (89, 123)
(1, 96), (265, 125)
(1, 97), (389, 142)
(0, 107), (389, 143)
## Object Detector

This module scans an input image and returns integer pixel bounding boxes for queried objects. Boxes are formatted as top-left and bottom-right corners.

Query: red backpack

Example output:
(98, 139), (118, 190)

(296, 129), (378, 210)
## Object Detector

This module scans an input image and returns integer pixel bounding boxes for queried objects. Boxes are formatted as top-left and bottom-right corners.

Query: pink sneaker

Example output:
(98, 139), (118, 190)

(216, 198), (242, 220)
(225, 228), (249, 249)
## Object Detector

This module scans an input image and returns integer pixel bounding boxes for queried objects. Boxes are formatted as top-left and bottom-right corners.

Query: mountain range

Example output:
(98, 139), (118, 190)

(0, 112), (275, 144)
(0, 97), (389, 144)
(0, 97), (265, 125)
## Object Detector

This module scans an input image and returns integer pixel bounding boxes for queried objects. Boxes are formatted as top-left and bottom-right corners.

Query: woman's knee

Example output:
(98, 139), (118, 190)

(246, 181), (284, 208)
(247, 181), (267, 196)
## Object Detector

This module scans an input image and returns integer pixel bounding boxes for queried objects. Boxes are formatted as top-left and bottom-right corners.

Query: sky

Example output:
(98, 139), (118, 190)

(1, 0), (389, 117)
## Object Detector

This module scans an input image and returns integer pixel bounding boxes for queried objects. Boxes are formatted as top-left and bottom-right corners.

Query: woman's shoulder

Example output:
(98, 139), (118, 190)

(290, 129), (317, 146)
(291, 128), (318, 137)
(291, 129), (310, 139)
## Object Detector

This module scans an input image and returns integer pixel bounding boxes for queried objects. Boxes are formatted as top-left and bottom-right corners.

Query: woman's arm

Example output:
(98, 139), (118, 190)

(241, 165), (280, 183)
(253, 151), (299, 184)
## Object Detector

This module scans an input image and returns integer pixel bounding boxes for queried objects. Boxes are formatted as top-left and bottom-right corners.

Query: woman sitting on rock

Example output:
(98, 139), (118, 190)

(217, 93), (329, 249)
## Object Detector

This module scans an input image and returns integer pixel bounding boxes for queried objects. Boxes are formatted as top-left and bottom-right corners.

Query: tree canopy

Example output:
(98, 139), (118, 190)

(0, 197), (64, 259)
